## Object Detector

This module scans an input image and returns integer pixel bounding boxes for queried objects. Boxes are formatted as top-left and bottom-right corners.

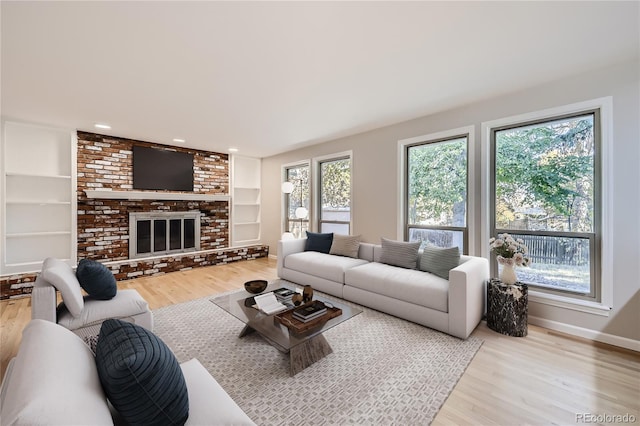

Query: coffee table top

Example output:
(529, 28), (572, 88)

(211, 280), (362, 352)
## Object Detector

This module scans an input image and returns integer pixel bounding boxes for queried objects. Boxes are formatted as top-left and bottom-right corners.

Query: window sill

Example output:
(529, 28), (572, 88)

(529, 290), (611, 317)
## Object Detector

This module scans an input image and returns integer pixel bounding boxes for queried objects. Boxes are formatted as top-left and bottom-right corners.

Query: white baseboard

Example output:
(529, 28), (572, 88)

(529, 315), (640, 352)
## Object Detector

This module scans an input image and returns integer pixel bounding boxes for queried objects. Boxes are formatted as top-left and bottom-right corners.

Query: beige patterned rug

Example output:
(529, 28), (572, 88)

(153, 289), (483, 425)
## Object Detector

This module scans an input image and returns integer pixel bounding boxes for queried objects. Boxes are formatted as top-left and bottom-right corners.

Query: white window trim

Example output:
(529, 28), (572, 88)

(397, 126), (476, 251)
(313, 151), (353, 234)
(480, 97), (613, 316)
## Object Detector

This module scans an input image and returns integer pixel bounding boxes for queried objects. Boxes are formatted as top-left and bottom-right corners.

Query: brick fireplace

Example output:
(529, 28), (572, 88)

(0, 132), (268, 300)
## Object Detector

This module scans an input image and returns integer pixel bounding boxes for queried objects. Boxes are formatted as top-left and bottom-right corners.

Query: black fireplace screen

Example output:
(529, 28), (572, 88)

(134, 216), (197, 257)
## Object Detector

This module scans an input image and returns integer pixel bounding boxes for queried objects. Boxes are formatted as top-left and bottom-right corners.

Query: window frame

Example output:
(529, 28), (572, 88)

(282, 161), (310, 237)
(314, 152), (352, 235)
(404, 135), (470, 253)
(481, 97), (613, 316)
(490, 111), (600, 301)
(398, 126), (476, 251)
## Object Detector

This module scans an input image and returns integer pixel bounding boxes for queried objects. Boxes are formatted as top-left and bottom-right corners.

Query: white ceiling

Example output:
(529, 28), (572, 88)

(2, 1), (638, 158)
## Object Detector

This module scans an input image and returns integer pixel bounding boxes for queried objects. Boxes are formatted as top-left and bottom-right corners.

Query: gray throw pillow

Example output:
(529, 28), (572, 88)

(329, 234), (361, 258)
(419, 246), (461, 279)
(379, 238), (421, 269)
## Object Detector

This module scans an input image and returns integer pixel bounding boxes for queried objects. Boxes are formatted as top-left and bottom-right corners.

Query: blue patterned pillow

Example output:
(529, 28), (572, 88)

(95, 319), (189, 425)
(304, 231), (334, 253)
(76, 259), (117, 300)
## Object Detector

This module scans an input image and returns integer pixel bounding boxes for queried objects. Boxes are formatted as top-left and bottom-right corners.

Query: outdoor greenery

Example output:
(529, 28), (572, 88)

(321, 158), (351, 209)
(407, 137), (467, 227)
(495, 114), (595, 233)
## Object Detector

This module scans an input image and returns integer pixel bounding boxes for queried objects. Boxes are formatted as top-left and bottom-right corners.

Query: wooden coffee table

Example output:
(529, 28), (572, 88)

(211, 280), (362, 375)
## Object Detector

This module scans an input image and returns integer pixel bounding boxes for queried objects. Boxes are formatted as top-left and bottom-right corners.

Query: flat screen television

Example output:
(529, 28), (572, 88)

(132, 145), (194, 191)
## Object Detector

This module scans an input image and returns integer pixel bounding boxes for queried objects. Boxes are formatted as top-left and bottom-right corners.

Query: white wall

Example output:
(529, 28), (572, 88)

(261, 58), (640, 345)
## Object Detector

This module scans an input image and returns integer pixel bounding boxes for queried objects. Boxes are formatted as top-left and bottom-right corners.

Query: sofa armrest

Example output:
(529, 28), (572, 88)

(277, 238), (307, 277)
(448, 256), (489, 339)
(31, 275), (58, 323)
(181, 359), (256, 425)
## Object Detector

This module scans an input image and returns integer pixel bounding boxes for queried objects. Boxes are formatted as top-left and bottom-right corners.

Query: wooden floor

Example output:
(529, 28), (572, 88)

(1, 257), (638, 425)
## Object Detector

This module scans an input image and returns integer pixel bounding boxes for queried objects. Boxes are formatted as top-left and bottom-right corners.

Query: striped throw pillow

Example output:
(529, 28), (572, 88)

(379, 238), (421, 269)
(329, 234), (361, 258)
(419, 246), (461, 279)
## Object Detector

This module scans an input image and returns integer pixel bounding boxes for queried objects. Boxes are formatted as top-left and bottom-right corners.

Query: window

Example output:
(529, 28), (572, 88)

(405, 135), (469, 252)
(491, 111), (600, 301)
(284, 164), (309, 238)
(318, 156), (351, 234)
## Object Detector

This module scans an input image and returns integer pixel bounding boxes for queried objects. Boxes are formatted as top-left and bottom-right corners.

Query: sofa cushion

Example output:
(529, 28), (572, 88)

(379, 238), (421, 269)
(419, 246), (461, 279)
(57, 289), (151, 332)
(41, 257), (84, 317)
(345, 262), (449, 312)
(329, 234), (361, 258)
(285, 251), (369, 283)
(76, 259), (117, 300)
(95, 319), (189, 426)
(305, 231), (334, 253)
(0, 320), (113, 425)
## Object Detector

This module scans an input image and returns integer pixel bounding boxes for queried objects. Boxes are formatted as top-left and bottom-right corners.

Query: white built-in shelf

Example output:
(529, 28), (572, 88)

(7, 231), (72, 238)
(7, 200), (72, 205)
(5, 172), (72, 179)
(84, 190), (230, 202)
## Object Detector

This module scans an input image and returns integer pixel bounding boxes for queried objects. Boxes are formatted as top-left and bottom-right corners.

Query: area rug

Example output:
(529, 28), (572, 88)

(153, 290), (483, 425)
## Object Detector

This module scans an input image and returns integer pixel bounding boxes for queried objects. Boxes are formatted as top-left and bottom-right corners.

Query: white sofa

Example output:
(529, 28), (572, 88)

(278, 238), (489, 339)
(0, 319), (256, 425)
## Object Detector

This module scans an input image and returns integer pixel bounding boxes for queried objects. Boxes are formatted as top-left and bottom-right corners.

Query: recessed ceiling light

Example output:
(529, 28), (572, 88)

(173, 138), (186, 143)
(228, 148), (239, 152)
(94, 123), (111, 130)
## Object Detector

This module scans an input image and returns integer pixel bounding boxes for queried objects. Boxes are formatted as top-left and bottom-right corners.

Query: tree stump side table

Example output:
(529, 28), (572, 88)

(486, 278), (528, 337)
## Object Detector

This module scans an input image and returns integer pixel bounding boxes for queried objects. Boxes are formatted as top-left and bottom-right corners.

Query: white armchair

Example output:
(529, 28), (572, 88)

(31, 258), (153, 338)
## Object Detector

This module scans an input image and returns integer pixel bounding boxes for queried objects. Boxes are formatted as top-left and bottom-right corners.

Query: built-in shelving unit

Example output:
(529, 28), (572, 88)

(1, 121), (77, 274)
(231, 156), (261, 246)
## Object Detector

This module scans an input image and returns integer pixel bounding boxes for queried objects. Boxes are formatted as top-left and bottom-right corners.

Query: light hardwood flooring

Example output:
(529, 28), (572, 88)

(1, 257), (638, 425)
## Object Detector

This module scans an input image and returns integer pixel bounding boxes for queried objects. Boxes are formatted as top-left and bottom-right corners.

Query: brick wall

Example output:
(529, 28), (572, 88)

(77, 132), (230, 261)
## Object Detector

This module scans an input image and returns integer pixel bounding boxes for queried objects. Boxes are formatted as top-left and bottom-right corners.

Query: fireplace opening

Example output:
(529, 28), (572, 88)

(129, 211), (201, 258)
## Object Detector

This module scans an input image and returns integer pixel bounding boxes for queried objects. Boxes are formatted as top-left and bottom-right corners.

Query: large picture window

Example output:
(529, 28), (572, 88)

(318, 156), (351, 234)
(405, 135), (468, 252)
(491, 111), (600, 300)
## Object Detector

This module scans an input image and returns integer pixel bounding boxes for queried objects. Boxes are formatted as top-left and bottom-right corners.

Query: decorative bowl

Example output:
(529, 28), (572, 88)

(244, 279), (268, 294)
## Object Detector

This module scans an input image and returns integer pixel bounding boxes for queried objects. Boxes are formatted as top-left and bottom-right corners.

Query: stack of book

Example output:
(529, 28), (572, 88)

(273, 288), (297, 304)
(292, 301), (327, 323)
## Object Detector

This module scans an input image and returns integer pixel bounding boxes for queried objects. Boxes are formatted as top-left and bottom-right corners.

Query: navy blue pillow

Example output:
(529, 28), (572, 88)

(95, 319), (189, 426)
(76, 259), (117, 300)
(304, 231), (334, 253)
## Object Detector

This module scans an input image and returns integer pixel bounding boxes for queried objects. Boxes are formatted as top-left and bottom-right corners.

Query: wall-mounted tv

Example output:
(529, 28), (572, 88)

(132, 145), (194, 191)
